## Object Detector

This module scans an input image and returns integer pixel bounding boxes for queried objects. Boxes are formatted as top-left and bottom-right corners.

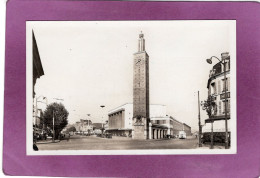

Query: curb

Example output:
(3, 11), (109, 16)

(36, 140), (61, 144)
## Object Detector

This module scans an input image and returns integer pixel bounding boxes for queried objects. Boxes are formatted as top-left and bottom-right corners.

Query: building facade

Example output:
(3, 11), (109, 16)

(107, 103), (166, 137)
(107, 103), (191, 139)
(33, 31), (44, 98)
(183, 123), (192, 136)
(202, 52), (231, 143)
(151, 116), (191, 138)
(32, 31), (45, 128)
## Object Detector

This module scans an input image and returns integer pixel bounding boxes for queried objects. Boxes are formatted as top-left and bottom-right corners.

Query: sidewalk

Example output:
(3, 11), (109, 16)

(36, 139), (60, 144)
(196, 144), (225, 149)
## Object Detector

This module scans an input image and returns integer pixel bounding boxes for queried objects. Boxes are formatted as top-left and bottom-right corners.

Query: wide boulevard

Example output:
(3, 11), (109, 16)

(37, 135), (198, 150)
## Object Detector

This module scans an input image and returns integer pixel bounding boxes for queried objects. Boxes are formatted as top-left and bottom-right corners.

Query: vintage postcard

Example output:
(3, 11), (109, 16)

(26, 20), (236, 155)
(4, 1), (260, 177)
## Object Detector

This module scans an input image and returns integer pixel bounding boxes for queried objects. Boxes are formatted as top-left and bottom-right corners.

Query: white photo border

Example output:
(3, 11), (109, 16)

(26, 20), (237, 155)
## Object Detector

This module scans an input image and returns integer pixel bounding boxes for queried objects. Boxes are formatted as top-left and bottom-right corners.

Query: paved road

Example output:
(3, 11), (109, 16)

(37, 135), (198, 150)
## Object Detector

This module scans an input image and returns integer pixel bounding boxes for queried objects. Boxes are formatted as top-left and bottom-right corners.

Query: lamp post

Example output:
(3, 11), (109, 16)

(100, 105), (105, 135)
(197, 91), (202, 147)
(206, 53), (229, 149)
(87, 114), (91, 135)
(52, 110), (55, 142)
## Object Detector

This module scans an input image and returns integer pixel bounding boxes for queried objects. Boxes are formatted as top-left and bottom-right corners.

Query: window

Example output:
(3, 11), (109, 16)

(211, 82), (216, 95)
(225, 61), (230, 71)
(228, 77), (230, 92)
(227, 99), (230, 113)
(222, 78), (229, 92)
(219, 101), (222, 115)
(218, 80), (221, 94)
(222, 100), (230, 114)
(160, 120), (166, 124)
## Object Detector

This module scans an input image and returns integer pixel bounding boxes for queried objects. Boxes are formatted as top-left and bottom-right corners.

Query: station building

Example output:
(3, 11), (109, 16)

(106, 103), (191, 139)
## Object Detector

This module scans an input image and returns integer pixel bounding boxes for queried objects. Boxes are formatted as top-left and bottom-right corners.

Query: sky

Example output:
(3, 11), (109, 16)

(28, 20), (235, 131)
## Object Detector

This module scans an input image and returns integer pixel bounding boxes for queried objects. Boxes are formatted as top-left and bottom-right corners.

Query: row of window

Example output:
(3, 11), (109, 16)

(151, 120), (166, 124)
(218, 99), (231, 115)
(210, 77), (230, 95)
(212, 60), (230, 77)
(151, 120), (184, 128)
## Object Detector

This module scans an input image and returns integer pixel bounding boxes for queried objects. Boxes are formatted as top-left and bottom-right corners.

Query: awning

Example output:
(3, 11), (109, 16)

(205, 115), (231, 123)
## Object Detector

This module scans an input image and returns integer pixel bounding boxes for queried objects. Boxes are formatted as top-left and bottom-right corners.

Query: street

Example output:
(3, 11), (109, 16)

(37, 135), (198, 150)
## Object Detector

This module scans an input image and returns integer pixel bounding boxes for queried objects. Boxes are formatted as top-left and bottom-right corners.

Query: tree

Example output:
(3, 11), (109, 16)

(67, 126), (76, 132)
(43, 102), (69, 139)
(201, 95), (217, 118)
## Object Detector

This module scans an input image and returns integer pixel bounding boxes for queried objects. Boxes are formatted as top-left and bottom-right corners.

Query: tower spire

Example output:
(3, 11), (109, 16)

(138, 32), (145, 52)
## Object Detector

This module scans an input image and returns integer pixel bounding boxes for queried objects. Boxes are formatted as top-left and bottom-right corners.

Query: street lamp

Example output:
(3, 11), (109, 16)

(197, 91), (202, 147)
(87, 114), (91, 135)
(100, 105), (105, 135)
(206, 53), (229, 149)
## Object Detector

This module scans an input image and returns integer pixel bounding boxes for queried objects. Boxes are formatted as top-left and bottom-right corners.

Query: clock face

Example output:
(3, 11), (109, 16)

(136, 59), (141, 65)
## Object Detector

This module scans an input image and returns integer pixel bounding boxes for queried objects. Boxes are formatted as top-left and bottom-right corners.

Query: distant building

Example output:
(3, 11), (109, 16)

(183, 123), (192, 136)
(74, 119), (93, 134)
(92, 123), (103, 134)
(151, 116), (191, 138)
(74, 122), (81, 132)
(34, 109), (43, 128)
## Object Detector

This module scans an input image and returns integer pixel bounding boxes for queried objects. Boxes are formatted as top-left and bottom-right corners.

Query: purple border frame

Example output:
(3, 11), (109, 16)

(3, 1), (260, 177)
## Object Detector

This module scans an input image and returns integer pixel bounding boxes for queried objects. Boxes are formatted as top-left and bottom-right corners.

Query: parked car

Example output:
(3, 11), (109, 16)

(179, 131), (187, 139)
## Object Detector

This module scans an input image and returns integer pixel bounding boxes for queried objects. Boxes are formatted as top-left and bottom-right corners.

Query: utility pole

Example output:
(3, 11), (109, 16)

(198, 91), (202, 147)
(52, 98), (64, 142)
(52, 110), (55, 142)
(223, 56), (229, 149)
(210, 120), (214, 149)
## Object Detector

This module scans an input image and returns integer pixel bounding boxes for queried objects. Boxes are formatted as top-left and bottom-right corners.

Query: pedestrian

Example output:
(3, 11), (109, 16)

(33, 140), (39, 151)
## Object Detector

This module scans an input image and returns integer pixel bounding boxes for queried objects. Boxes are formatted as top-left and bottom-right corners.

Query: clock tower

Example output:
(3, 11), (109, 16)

(132, 32), (150, 139)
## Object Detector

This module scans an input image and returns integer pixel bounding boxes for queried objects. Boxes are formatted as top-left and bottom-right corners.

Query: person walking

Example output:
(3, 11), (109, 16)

(33, 139), (39, 151)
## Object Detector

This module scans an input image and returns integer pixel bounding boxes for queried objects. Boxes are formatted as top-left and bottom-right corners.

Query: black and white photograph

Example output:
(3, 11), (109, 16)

(27, 21), (236, 155)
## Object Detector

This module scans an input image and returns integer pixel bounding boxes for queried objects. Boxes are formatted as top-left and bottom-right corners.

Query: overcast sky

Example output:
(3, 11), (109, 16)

(28, 21), (235, 131)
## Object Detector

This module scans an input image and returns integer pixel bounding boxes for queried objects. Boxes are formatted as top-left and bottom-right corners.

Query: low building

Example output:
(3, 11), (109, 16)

(150, 116), (191, 138)
(107, 103), (166, 136)
(74, 122), (81, 132)
(34, 109), (43, 128)
(106, 103), (191, 139)
(183, 123), (192, 136)
(74, 119), (93, 134)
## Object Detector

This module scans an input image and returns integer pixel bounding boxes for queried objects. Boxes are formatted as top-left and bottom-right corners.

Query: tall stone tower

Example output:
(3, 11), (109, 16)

(132, 32), (150, 139)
